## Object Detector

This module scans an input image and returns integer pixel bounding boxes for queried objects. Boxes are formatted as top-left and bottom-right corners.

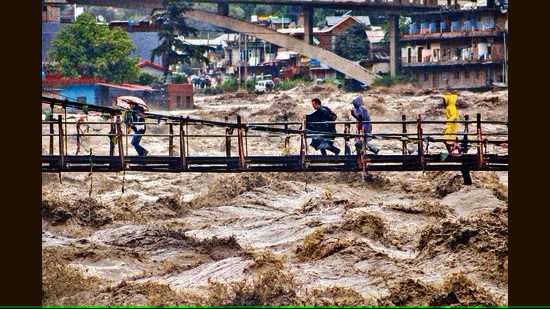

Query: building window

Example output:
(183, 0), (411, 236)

(442, 48), (452, 61)
(433, 48), (440, 61)
(481, 17), (495, 30)
(424, 73), (429, 81)
(476, 71), (480, 78)
(465, 71), (470, 78)
(454, 70), (459, 79)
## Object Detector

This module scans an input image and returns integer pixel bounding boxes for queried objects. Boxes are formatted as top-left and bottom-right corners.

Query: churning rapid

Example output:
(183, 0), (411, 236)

(42, 83), (508, 306)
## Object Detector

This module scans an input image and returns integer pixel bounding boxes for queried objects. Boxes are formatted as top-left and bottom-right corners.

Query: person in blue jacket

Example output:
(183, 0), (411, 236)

(306, 98), (340, 155)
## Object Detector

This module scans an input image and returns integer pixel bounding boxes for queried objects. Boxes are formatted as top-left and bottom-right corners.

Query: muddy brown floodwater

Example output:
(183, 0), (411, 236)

(42, 83), (508, 306)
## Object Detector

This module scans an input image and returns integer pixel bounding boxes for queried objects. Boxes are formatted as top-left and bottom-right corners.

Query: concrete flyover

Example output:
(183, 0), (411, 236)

(64, 0), (441, 84)
(66, 0), (439, 12)
(185, 9), (381, 85)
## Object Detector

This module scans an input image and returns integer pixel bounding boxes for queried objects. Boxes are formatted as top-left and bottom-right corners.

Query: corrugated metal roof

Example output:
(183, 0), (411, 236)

(97, 83), (155, 91)
(276, 51), (298, 60)
(137, 60), (165, 70)
(366, 26), (385, 44)
(278, 15), (368, 35)
(325, 15), (370, 26)
(183, 33), (240, 47)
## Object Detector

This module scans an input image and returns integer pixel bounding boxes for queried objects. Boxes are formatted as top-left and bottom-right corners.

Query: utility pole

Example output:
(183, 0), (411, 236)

(238, 33), (242, 88)
(206, 32), (210, 74)
(244, 34), (248, 82)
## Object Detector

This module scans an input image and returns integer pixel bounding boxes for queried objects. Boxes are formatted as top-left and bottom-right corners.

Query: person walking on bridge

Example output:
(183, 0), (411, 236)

(306, 98), (340, 156)
(126, 101), (149, 156)
(442, 91), (461, 154)
(350, 95), (379, 155)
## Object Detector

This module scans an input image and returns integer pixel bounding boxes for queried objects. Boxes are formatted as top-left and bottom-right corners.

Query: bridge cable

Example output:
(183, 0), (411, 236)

(122, 170), (126, 194)
(88, 148), (94, 197)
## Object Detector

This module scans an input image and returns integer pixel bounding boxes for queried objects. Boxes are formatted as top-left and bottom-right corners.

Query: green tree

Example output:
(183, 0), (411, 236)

(314, 8), (339, 28)
(253, 5), (271, 16)
(334, 23), (370, 61)
(151, 0), (212, 81)
(228, 6), (245, 19)
(49, 12), (139, 83)
(239, 4), (255, 17)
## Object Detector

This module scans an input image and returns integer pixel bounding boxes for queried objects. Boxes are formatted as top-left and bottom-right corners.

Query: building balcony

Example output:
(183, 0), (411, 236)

(401, 54), (501, 67)
(405, 19), (502, 41)
(402, 27), (504, 43)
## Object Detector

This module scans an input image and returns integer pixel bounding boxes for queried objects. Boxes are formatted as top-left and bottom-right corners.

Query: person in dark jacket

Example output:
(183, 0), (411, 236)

(350, 95), (379, 155)
(127, 102), (149, 156)
(306, 98), (340, 155)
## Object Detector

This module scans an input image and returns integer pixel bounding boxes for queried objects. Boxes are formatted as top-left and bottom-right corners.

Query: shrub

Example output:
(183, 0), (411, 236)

(221, 78), (239, 92)
(203, 86), (224, 95)
(136, 72), (163, 86)
(171, 73), (188, 84)
(245, 78), (256, 92)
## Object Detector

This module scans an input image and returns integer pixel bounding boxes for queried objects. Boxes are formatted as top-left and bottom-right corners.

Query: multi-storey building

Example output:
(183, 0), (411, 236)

(221, 33), (280, 77)
(42, 0), (65, 22)
(400, 3), (508, 89)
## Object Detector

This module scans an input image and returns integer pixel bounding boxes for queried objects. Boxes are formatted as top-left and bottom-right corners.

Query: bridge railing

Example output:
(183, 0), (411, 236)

(41, 110), (508, 165)
(41, 95), (508, 173)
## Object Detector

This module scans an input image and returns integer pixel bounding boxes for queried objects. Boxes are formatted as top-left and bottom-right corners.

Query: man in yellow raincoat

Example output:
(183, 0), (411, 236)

(442, 91), (461, 153)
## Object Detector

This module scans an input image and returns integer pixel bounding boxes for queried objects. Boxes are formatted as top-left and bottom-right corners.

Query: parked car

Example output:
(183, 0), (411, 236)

(256, 74), (272, 82)
(254, 80), (275, 94)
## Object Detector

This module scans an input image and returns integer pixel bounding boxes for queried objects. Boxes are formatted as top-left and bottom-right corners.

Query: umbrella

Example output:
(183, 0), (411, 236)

(115, 96), (149, 111)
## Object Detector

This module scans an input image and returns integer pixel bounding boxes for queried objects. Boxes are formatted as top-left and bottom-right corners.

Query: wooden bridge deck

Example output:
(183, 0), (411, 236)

(42, 153), (507, 173)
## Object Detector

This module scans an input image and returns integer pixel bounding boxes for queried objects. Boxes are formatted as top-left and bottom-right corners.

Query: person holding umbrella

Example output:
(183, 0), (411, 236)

(126, 100), (149, 156)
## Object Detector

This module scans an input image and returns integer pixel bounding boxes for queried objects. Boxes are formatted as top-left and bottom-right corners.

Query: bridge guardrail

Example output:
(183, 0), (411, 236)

(42, 96), (508, 177)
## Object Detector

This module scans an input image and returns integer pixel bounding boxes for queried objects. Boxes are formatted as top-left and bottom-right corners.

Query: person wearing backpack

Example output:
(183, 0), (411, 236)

(306, 98), (341, 156)
(126, 102), (149, 156)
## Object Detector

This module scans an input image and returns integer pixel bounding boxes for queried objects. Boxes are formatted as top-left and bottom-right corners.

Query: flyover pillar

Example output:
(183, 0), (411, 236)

(389, 14), (400, 77)
(303, 6), (314, 45)
(217, 2), (229, 16)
